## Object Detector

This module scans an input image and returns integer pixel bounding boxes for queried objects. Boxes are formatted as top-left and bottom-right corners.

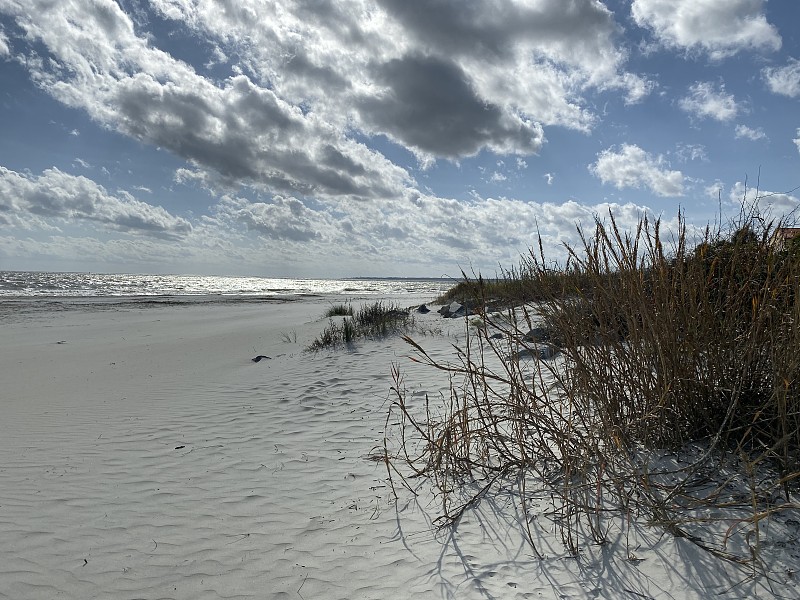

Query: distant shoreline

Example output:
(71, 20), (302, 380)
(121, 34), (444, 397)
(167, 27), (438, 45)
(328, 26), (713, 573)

(0, 289), (444, 324)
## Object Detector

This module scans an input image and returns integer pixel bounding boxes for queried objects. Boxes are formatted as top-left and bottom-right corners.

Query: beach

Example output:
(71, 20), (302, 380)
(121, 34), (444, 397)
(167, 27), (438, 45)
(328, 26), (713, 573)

(1, 296), (798, 599)
(2, 0), (799, 597)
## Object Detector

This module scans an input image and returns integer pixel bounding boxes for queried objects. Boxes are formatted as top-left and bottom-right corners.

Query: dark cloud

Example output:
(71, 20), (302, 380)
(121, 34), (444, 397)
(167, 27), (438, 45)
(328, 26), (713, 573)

(358, 54), (542, 157)
(319, 145), (367, 177)
(284, 51), (350, 93)
(115, 75), (282, 182)
(377, 1), (511, 58)
(111, 73), (393, 198)
(378, 0), (617, 66)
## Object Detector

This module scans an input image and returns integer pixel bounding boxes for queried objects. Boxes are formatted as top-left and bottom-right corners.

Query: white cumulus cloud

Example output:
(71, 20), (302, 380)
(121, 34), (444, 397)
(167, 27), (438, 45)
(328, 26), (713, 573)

(734, 124), (767, 141)
(0, 29), (10, 57)
(0, 166), (192, 239)
(675, 143), (708, 163)
(631, 0), (781, 59)
(729, 181), (800, 218)
(763, 59), (800, 98)
(590, 144), (684, 197)
(679, 82), (740, 122)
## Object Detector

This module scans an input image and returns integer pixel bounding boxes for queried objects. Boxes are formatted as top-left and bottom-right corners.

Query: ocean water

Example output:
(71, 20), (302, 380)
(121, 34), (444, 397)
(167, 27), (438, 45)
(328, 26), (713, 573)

(0, 271), (454, 300)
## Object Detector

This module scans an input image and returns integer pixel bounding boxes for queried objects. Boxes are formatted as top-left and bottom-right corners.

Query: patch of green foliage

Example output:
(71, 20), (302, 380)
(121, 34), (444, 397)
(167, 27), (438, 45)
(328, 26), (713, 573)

(307, 301), (413, 351)
(324, 303), (354, 317)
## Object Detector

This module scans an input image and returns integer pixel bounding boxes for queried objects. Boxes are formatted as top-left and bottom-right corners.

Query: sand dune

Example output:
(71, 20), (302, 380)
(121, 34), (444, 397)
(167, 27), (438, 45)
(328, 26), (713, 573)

(1, 298), (798, 599)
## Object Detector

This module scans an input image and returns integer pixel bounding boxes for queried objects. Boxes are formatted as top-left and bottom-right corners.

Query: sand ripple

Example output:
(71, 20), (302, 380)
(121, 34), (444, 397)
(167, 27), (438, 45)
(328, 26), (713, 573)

(0, 338), (451, 599)
(2, 304), (797, 599)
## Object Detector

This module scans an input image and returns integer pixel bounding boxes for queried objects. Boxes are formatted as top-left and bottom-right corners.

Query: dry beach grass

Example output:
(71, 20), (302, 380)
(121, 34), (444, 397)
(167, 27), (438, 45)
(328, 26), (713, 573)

(387, 209), (800, 581)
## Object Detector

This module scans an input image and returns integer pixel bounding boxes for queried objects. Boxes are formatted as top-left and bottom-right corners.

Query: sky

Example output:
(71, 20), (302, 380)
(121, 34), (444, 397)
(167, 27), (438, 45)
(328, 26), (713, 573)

(0, 0), (799, 278)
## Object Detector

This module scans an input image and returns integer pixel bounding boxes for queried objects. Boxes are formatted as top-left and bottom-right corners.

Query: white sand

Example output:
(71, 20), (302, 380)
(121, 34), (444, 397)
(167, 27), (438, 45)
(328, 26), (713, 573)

(1, 297), (798, 599)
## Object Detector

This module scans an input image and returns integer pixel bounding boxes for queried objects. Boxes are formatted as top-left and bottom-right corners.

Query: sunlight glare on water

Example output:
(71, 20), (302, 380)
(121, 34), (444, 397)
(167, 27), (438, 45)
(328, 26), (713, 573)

(0, 271), (454, 299)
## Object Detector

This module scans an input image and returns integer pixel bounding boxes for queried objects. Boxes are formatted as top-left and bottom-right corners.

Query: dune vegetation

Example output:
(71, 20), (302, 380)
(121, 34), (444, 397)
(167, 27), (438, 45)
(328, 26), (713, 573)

(307, 301), (415, 351)
(388, 208), (800, 564)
